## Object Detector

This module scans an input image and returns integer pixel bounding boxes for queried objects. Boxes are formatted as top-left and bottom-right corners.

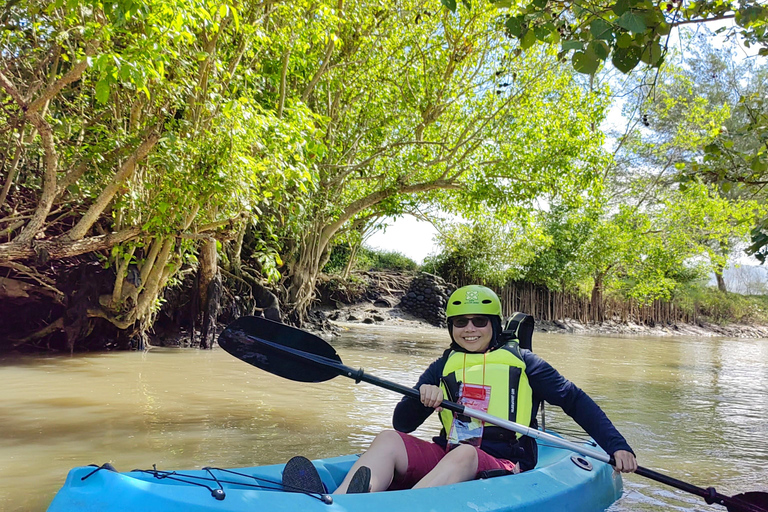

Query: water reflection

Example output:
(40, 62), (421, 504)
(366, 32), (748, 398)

(1, 328), (766, 512)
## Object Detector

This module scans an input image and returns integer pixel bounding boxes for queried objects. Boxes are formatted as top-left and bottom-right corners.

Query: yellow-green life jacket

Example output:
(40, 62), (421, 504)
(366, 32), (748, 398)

(439, 342), (533, 439)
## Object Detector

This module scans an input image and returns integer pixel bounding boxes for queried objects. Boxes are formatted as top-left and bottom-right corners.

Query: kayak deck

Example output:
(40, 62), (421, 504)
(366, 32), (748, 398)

(47, 438), (622, 512)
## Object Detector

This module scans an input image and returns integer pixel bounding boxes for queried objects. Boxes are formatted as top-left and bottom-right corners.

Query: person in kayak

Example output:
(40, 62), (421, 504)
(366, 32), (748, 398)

(331, 284), (637, 494)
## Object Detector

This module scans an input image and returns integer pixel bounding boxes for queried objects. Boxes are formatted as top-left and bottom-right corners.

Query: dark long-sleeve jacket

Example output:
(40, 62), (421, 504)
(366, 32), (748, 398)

(393, 346), (634, 471)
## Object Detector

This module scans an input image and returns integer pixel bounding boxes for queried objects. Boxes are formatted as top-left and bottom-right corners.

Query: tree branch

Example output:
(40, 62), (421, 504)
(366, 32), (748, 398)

(26, 45), (96, 114)
(277, 44), (292, 118)
(301, 35), (336, 103)
(67, 130), (161, 240)
(0, 227), (141, 262)
(324, 179), (459, 238)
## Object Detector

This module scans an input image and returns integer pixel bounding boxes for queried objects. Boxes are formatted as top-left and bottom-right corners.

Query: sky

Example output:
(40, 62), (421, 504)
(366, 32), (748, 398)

(365, 216), (440, 264)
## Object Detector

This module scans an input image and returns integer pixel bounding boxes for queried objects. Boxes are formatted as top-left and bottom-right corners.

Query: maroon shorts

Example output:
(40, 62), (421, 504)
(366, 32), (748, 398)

(388, 432), (519, 490)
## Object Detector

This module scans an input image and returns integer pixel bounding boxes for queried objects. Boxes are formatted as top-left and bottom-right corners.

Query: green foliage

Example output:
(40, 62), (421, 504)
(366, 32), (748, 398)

(614, 39), (768, 267)
(437, 177), (763, 306)
(323, 245), (418, 274)
(322, 245), (354, 274)
(674, 283), (768, 324)
(0, 0), (329, 331)
(359, 247), (419, 272)
(446, 0), (768, 77)
(445, 0), (768, 263)
(243, 0), (616, 318)
(521, 203), (601, 291)
(11, 0), (760, 335)
(424, 218), (543, 288)
(581, 182), (761, 303)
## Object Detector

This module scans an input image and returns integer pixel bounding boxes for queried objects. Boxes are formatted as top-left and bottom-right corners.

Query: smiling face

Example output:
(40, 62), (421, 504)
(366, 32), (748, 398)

(451, 315), (493, 353)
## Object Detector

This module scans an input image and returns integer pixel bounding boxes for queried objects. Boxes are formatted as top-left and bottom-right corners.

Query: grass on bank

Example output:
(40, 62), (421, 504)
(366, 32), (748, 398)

(674, 285), (768, 325)
(323, 245), (419, 273)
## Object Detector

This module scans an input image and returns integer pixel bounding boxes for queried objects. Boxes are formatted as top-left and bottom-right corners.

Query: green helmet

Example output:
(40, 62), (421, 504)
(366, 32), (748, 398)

(446, 285), (502, 322)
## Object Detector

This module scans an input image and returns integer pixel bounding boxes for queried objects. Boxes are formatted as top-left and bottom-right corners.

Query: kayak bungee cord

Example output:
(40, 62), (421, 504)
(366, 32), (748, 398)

(80, 463), (335, 504)
(143, 466), (226, 501)
(208, 467), (333, 502)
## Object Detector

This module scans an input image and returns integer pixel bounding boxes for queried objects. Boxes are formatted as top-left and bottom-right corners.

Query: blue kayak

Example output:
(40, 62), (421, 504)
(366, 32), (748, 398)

(47, 437), (622, 512)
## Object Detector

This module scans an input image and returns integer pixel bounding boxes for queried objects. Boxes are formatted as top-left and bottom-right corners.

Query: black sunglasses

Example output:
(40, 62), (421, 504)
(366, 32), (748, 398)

(452, 316), (490, 328)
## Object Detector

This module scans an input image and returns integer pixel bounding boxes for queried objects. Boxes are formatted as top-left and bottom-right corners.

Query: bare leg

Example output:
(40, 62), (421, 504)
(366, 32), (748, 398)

(334, 430), (408, 494)
(412, 444), (478, 489)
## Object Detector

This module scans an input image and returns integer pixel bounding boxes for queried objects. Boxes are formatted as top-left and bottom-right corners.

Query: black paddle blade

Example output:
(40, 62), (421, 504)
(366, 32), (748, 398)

(218, 316), (343, 383)
(727, 492), (768, 512)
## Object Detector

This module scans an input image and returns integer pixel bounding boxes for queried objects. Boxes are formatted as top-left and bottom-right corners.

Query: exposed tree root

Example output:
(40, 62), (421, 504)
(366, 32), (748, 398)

(10, 317), (64, 348)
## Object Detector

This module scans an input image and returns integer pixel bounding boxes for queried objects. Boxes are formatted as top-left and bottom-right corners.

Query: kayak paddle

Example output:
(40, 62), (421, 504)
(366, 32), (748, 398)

(218, 316), (768, 512)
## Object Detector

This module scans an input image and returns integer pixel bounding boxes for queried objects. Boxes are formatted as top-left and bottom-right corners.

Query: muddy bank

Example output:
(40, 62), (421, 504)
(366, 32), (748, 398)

(311, 271), (768, 339)
(317, 301), (768, 339)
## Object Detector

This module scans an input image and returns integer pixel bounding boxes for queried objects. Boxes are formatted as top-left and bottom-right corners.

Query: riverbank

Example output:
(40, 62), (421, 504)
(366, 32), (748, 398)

(316, 301), (768, 339)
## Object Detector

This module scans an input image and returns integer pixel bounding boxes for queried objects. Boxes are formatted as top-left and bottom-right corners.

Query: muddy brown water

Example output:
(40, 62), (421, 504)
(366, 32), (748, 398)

(1, 323), (767, 511)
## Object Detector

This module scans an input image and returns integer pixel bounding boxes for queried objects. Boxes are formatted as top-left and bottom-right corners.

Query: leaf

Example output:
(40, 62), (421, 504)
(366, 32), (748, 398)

(521, 29), (537, 49)
(616, 11), (647, 33)
(562, 39), (585, 51)
(640, 40), (663, 66)
(656, 22), (671, 35)
(441, 0), (457, 11)
(611, 45), (642, 73)
(590, 18), (614, 40)
(751, 157), (767, 173)
(588, 40), (610, 60)
(641, 9), (664, 29)
(616, 32), (634, 48)
(572, 50), (600, 74)
(613, 0), (631, 15)
(95, 79), (111, 104)
(505, 16), (525, 37)
(534, 25), (551, 41)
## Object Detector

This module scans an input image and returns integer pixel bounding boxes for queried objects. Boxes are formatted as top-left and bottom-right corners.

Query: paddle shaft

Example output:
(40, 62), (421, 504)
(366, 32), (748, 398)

(335, 350), (764, 512)
(340, 362), (766, 511)
(259, 335), (611, 461)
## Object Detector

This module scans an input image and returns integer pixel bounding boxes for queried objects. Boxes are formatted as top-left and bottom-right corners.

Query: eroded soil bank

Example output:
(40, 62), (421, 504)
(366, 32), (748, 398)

(3, 269), (767, 354)
(313, 272), (768, 339)
(319, 301), (768, 339)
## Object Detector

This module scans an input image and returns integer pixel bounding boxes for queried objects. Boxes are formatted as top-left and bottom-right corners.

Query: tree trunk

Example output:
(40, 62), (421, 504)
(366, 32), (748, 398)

(198, 238), (219, 349)
(229, 222), (247, 275)
(591, 273), (604, 323)
(715, 269), (727, 293)
(341, 242), (359, 280)
(284, 235), (328, 325)
(0, 228), (141, 263)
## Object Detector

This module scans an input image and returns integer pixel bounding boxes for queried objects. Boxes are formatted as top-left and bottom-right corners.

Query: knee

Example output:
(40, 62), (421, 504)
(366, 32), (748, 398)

(370, 429), (404, 449)
(442, 445), (478, 473)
